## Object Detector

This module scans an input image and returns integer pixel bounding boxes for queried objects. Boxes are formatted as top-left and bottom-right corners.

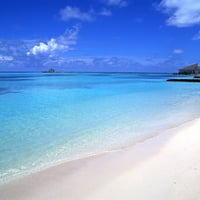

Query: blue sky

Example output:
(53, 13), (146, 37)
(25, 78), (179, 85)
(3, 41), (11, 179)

(0, 0), (200, 72)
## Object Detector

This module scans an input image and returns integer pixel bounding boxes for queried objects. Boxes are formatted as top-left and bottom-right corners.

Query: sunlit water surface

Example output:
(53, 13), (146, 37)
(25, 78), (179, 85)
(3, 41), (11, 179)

(1, 72), (200, 181)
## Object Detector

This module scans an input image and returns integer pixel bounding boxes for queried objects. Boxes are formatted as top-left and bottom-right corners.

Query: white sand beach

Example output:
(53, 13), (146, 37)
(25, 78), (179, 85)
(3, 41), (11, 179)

(0, 119), (200, 200)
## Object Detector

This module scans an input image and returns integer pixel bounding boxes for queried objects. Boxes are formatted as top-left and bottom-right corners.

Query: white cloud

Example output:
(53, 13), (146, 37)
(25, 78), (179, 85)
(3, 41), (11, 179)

(193, 31), (200, 40)
(59, 6), (112, 22)
(160, 0), (200, 27)
(60, 6), (94, 21)
(173, 49), (184, 54)
(104, 0), (128, 7)
(0, 55), (13, 61)
(99, 8), (112, 16)
(27, 26), (79, 56)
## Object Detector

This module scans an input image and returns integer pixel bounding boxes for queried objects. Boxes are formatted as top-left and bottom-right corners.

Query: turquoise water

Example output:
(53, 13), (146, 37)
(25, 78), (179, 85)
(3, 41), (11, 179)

(1, 72), (200, 182)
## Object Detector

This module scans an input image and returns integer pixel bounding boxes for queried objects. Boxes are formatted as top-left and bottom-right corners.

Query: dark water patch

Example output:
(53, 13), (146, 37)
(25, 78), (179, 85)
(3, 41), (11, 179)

(112, 74), (174, 80)
(85, 73), (115, 77)
(0, 74), (37, 82)
(0, 75), (35, 79)
(0, 88), (19, 95)
(0, 78), (34, 82)
(0, 148), (11, 154)
(42, 73), (80, 77)
(31, 83), (92, 90)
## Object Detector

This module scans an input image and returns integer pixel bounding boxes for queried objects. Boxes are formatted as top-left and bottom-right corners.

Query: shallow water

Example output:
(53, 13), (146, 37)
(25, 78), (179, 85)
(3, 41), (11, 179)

(0, 72), (200, 181)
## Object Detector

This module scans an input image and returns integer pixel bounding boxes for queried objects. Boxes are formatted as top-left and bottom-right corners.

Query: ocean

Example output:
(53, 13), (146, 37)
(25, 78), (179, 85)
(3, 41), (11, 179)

(1, 72), (200, 182)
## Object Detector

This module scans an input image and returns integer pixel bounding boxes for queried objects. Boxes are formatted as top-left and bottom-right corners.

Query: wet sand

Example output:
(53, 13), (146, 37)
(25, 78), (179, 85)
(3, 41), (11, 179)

(0, 119), (200, 200)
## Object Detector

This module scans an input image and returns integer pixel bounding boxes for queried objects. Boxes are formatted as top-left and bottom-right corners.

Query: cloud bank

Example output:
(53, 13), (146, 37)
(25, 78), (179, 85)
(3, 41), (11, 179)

(0, 43), (186, 73)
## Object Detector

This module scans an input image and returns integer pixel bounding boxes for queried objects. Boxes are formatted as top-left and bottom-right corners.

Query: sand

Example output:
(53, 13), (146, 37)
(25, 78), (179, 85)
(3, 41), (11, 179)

(0, 119), (200, 200)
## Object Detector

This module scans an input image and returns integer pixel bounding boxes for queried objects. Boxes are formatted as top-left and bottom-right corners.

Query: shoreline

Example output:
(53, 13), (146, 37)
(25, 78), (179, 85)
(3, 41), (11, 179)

(0, 116), (197, 185)
(0, 118), (200, 200)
